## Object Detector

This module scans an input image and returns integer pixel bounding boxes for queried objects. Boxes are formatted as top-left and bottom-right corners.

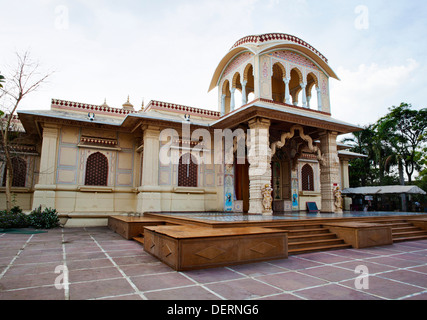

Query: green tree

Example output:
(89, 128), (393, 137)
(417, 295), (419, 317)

(342, 125), (378, 187)
(415, 146), (427, 192)
(376, 103), (427, 184)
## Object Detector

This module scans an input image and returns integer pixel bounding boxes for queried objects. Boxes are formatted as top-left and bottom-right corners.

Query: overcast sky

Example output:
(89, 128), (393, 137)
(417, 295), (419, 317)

(1, 0), (426, 128)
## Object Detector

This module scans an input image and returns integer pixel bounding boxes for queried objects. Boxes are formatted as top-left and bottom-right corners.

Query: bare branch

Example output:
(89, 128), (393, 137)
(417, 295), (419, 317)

(0, 50), (53, 211)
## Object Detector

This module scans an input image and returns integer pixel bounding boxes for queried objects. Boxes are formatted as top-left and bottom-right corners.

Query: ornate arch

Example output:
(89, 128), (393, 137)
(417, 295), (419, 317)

(222, 79), (230, 95)
(243, 63), (253, 81)
(232, 72), (241, 89)
(273, 61), (286, 78)
(290, 66), (303, 83)
(270, 125), (324, 165)
(306, 72), (319, 92)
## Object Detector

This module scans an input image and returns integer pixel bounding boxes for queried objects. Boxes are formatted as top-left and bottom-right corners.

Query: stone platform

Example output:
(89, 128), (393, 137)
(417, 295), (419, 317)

(107, 213), (427, 271)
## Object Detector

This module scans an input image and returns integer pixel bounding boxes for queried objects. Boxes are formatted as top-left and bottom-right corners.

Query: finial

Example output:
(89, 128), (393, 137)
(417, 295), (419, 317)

(122, 95), (134, 111)
(101, 98), (109, 108)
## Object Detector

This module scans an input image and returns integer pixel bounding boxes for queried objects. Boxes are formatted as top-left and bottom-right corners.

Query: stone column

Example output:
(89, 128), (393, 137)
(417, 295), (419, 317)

(141, 126), (160, 186)
(307, 95), (311, 108)
(283, 77), (291, 104)
(33, 124), (60, 209)
(221, 94), (226, 116)
(319, 131), (342, 213)
(241, 80), (248, 105)
(341, 159), (352, 211)
(137, 126), (161, 213)
(301, 82), (307, 108)
(316, 87), (322, 111)
(247, 118), (272, 215)
(230, 87), (236, 112)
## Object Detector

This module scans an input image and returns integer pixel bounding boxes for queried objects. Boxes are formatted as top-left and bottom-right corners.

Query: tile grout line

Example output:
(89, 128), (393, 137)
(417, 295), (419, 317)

(0, 235), (34, 280)
(224, 266), (313, 300)
(397, 290), (427, 300)
(234, 255), (427, 300)
(178, 271), (228, 300)
(290, 255), (427, 298)
(87, 229), (148, 300)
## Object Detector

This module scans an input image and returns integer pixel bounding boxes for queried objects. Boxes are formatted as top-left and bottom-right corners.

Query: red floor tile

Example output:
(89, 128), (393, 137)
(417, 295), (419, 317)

(69, 278), (136, 300)
(131, 272), (194, 292)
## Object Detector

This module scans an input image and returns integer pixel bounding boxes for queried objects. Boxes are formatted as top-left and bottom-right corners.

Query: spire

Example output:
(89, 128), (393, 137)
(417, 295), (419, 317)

(122, 95), (134, 111)
(101, 98), (109, 108)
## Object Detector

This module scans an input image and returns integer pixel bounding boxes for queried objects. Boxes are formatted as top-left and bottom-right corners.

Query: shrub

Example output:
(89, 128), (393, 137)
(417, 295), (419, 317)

(0, 207), (29, 229)
(27, 206), (60, 230)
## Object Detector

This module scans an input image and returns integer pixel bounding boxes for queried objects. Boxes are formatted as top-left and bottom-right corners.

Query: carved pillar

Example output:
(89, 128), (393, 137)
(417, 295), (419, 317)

(230, 87), (236, 112)
(319, 131), (342, 213)
(283, 77), (291, 104)
(241, 80), (248, 105)
(221, 94), (226, 116)
(301, 82), (307, 108)
(247, 118), (272, 215)
(341, 159), (352, 211)
(316, 87), (322, 111)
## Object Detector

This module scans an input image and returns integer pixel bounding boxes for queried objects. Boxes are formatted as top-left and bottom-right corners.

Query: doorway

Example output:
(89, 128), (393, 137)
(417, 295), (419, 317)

(272, 158), (292, 212)
(234, 161), (249, 213)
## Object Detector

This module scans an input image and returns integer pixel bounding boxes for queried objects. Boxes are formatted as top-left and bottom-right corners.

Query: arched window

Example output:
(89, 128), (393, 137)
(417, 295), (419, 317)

(301, 164), (314, 191)
(306, 72), (319, 110)
(85, 152), (108, 186)
(243, 64), (255, 104)
(271, 62), (286, 103)
(290, 67), (303, 106)
(178, 153), (198, 187)
(2, 157), (27, 188)
(221, 80), (231, 115)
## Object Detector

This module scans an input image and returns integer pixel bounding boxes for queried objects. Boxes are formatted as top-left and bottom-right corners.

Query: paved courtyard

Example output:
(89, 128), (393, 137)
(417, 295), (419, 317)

(0, 227), (426, 300)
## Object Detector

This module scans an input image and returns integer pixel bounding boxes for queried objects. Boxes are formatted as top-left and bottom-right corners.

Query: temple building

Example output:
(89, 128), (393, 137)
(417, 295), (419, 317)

(1, 33), (363, 225)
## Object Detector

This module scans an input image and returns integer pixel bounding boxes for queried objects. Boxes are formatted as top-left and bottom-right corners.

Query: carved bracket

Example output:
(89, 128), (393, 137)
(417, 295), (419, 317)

(271, 125), (324, 166)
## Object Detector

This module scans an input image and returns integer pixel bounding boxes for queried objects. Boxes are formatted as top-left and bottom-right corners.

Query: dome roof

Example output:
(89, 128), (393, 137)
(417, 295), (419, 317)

(230, 33), (328, 64)
(209, 33), (339, 92)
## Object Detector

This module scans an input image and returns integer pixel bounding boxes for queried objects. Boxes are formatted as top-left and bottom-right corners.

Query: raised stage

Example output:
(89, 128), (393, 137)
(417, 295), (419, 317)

(108, 212), (427, 271)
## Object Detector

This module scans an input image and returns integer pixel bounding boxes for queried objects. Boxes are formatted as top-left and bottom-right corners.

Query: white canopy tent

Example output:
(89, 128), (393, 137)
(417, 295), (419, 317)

(342, 185), (426, 195)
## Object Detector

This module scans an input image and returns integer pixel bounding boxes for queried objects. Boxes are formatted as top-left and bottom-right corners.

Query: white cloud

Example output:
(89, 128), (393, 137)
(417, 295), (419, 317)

(330, 58), (419, 126)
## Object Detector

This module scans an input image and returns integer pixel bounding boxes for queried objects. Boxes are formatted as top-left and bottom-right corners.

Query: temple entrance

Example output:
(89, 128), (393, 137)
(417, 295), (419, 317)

(234, 153), (293, 214)
(234, 161), (249, 213)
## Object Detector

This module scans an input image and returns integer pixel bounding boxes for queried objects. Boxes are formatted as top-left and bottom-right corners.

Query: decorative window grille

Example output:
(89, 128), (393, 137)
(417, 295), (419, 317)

(178, 153), (198, 187)
(85, 152), (108, 186)
(2, 157), (27, 188)
(301, 164), (314, 191)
